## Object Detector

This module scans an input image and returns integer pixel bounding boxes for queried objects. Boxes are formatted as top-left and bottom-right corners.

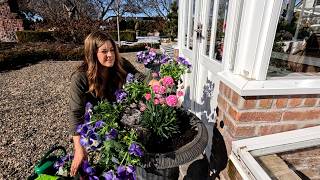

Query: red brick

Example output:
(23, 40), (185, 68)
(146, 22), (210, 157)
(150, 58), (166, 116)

(224, 85), (232, 100)
(236, 111), (282, 122)
(259, 124), (298, 136)
(234, 125), (256, 137)
(228, 105), (238, 121)
(239, 97), (257, 109)
(282, 109), (320, 121)
(231, 90), (240, 106)
(288, 97), (303, 107)
(275, 97), (288, 108)
(304, 98), (317, 107)
(258, 99), (273, 109)
(217, 95), (228, 112)
(219, 82), (225, 93)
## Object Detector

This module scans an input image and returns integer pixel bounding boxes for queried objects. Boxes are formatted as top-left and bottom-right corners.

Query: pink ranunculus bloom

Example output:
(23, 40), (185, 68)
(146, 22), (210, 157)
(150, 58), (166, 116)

(154, 98), (160, 105)
(159, 86), (166, 94)
(166, 95), (178, 107)
(159, 98), (166, 104)
(155, 94), (162, 99)
(177, 90), (184, 97)
(152, 72), (158, 78)
(152, 85), (160, 94)
(145, 93), (151, 100)
(162, 76), (175, 87)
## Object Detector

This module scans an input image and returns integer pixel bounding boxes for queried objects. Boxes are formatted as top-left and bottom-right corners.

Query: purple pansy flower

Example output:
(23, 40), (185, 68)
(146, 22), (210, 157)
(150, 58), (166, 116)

(116, 165), (136, 180)
(128, 143), (143, 157)
(115, 89), (127, 103)
(102, 170), (114, 180)
(94, 120), (105, 129)
(85, 102), (93, 112)
(105, 128), (118, 140)
(84, 112), (91, 123)
(82, 160), (96, 175)
(126, 73), (134, 83)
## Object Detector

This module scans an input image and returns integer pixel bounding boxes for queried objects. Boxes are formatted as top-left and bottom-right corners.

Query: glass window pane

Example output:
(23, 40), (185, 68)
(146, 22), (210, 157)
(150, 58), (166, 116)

(213, 0), (229, 61)
(188, 0), (196, 50)
(184, 1), (189, 47)
(267, 0), (320, 78)
(206, 0), (215, 56)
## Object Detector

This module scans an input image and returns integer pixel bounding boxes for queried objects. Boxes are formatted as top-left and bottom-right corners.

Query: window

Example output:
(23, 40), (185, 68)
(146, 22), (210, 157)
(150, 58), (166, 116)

(268, 0), (320, 78)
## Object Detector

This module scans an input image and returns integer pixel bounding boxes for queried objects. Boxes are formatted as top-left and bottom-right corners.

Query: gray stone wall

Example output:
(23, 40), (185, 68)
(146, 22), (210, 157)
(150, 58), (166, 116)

(0, 1), (23, 42)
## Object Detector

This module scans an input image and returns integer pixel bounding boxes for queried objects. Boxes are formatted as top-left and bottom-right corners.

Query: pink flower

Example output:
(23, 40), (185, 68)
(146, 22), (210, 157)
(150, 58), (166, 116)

(162, 76), (174, 87)
(166, 95), (178, 107)
(177, 91), (184, 97)
(159, 98), (166, 104)
(155, 94), (162, 99)
(154, 98), (160, 105)
(152, 72), (158, 78)
(159, 86), (166, 94)
(145, 93), (151, 100)
(152, 85), (160, 94)
(140, 103), (146, 111)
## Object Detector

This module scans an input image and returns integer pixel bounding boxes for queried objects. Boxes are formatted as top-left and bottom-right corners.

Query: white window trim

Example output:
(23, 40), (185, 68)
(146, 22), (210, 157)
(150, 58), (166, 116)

(231, 126), (320, 180)
(219, 0), (320, 96)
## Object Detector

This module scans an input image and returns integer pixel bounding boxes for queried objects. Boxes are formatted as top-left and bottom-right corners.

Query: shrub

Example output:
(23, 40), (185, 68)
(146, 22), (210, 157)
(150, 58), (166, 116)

(16, 31), (55, 43)
(119, 43), (160, 53)
(109, 31), (136, 42)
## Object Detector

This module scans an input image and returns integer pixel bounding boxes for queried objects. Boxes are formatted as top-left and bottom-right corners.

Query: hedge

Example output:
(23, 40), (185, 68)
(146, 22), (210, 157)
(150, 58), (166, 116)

(16, 31), (55, 43)
(109, 31), (136, 42)
(0, 42), (161, 71)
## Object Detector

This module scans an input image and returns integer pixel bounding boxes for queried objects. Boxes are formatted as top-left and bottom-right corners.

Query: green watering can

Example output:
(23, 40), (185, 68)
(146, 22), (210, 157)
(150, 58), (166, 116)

(28, 145), (67, 180)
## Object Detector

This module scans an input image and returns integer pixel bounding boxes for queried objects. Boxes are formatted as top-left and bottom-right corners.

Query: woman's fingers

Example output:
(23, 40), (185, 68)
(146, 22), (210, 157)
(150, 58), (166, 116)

(70, 156), (82, 176)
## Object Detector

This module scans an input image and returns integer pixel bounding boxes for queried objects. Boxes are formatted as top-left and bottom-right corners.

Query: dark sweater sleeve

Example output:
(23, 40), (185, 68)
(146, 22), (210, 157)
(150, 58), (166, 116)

(69, 71), (87, 135)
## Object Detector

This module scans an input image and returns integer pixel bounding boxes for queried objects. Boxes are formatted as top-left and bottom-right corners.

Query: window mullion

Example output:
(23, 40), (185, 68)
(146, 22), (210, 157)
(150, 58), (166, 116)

(209, 0), (220, 59)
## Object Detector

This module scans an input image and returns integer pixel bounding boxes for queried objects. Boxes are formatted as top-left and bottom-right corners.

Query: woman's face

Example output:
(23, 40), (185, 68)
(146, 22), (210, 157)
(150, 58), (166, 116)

(96, 41), (115, 68)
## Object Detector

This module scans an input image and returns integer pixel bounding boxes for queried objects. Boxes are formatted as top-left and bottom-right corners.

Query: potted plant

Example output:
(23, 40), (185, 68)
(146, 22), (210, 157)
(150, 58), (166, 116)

(52, 52), (207, 180)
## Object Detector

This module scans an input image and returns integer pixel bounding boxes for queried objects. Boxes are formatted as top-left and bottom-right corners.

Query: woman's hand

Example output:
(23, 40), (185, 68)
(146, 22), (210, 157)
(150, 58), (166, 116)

(70, 136), (86, 177)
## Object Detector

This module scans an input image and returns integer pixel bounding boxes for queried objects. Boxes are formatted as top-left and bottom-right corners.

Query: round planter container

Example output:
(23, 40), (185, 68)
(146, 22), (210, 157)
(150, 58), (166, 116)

(136, 113), (208, 180)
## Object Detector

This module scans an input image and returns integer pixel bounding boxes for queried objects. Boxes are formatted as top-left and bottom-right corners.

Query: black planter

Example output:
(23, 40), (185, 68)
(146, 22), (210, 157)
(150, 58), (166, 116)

(136, 113), (208, 180)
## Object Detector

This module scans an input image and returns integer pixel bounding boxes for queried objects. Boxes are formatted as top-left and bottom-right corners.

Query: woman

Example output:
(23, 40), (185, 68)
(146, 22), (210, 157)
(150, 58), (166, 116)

(69, 31), (140, 176)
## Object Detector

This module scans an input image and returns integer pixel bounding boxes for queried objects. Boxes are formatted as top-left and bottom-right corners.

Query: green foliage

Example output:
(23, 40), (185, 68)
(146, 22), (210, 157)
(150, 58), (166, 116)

(16, 30), (55, 43)
(124, 82), (150, 104)
(160, 61), (187, 82)
(83, 101), (143, 174)
(164, 1), (178, 40)
(140, 92), (178, 139)
(109, 31), (136, 42)
(119, 43), (160, 53)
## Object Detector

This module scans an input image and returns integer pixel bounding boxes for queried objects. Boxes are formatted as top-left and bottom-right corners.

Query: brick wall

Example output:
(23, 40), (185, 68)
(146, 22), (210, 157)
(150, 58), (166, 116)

(216, 81), (320, 155)
(216, 81), (320, 179)
(0, 1), (23, 42)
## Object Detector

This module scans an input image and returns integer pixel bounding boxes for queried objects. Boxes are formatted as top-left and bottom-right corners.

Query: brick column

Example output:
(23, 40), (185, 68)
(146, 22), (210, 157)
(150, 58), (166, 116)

(216, 82), (320, 155)
(216, 82), (320, 179)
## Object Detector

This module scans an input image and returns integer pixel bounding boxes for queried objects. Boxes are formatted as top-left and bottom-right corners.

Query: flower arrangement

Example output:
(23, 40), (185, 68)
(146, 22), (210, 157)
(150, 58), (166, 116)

(54, 49), (192, 179)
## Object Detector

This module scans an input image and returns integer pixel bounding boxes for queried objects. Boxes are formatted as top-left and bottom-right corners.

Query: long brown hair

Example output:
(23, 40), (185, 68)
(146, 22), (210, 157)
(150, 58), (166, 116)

(79, 31), (126, 99)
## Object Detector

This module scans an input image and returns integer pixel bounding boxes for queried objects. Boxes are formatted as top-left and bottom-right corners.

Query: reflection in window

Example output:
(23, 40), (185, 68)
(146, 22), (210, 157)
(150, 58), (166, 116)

(188, 0), (196, 50)
(206, 0), (215, 56)
(213, 0), (229, 61)
(268, 0), (320, 78)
